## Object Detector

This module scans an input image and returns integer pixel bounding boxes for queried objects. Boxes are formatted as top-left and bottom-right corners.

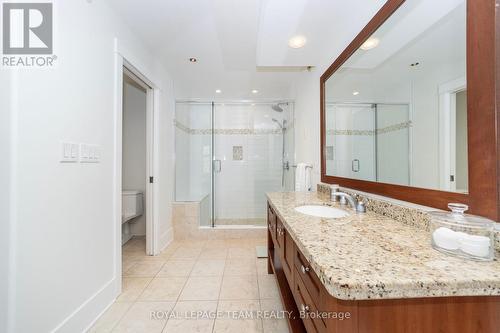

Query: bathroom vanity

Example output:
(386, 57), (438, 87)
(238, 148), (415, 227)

(266, 192), (500, 333)
(273, 0), (500, 330)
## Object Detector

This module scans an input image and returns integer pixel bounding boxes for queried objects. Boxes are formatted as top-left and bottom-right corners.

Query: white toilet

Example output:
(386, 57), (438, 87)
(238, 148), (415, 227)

(122, 190), (144, 224)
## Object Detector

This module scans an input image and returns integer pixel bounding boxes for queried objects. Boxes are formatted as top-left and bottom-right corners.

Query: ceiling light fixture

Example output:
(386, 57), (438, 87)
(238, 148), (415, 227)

(252, 89), (259, 94)
(288, 35), (307, 49)
(189, 57), (197, 63)
(360, 37), (380, 50)
(352, 91), (360, 96)
(215, 89), (222, 93)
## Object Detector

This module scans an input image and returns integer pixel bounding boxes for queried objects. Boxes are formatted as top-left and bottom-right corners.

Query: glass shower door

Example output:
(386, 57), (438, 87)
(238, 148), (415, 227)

(212, 102), (290, 227)
(351, 104), (376, 181)
(375, 103), (410, 186)
(212, 103), (254, 226)
(330, 103), (376, 181)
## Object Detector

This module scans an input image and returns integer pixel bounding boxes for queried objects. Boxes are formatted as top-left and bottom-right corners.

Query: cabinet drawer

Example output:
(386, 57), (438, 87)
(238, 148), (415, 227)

(294, 267), (326, 333)
(295, 247), (322, 309)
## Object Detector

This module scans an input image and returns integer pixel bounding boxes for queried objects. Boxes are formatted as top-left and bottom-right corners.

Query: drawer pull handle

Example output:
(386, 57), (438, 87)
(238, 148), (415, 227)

(301, 265), (310, 274)
(277, 227), (284, 236)
(301, 304), (310, 312)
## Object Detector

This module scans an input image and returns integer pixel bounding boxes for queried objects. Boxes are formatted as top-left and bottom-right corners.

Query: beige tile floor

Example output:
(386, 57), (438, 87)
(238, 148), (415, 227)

(90, 236), (289, 333)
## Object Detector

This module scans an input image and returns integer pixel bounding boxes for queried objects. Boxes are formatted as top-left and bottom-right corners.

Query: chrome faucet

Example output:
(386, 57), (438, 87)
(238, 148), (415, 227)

(331, 191), (366, 213)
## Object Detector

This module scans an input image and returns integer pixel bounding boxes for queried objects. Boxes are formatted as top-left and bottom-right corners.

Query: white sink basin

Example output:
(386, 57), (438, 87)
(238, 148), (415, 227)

(294, 205), (349, 218)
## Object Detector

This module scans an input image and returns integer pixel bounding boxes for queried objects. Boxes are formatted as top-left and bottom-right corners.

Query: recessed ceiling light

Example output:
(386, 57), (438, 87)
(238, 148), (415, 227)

(288, 35), (307, 49)
(215, 89), (222, 93)
(352, 91), (360, 96)
(252, 89), (259, 94)
(360, 37), (380, 50)
(189, 57), (197, 63)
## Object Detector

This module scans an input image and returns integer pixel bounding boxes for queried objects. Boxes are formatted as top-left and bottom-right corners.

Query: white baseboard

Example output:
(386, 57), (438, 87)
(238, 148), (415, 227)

(158, 226), (173, 253)
(121, 233), (132, 245)
(51, 277), (118, 333)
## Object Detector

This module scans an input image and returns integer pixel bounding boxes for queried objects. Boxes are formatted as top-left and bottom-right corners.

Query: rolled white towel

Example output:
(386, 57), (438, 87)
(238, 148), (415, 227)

(295, 163), (312, 192)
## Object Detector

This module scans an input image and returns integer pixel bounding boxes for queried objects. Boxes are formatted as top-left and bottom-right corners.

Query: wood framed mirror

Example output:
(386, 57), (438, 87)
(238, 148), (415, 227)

(320, 0), (500, 220)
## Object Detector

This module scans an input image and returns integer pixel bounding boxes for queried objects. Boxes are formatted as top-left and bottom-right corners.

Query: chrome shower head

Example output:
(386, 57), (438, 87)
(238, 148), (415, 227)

(271, 104), (284, 112)
(272, 102), (289, 113)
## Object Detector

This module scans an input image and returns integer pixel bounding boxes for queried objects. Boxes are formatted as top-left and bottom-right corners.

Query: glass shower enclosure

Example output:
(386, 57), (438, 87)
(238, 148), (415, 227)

(175, 101), (295, 228)
(325, 102), (411, 186)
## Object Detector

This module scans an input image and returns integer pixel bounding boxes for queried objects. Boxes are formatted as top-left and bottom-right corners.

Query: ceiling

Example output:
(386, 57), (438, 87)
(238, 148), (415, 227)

(344, 0), (465, 70)
(105, 0), (387, 100)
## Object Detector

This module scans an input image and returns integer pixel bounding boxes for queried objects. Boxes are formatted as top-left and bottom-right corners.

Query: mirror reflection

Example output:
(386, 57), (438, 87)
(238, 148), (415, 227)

(324, 0), (467, 193)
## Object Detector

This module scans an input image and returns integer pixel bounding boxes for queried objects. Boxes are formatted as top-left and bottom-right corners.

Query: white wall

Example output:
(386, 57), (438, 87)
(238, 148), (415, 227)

(3, 1), (175, 332)
(122, 81), (147, 236)
(0, 69), (13, 333)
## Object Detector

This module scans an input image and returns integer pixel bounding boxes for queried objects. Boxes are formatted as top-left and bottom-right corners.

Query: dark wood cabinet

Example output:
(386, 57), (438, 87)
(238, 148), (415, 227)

(283, 226), (294, 285)
(267, 203), (277, 243)
(267, 201), (500, 333)
(276, 218), (294, 282)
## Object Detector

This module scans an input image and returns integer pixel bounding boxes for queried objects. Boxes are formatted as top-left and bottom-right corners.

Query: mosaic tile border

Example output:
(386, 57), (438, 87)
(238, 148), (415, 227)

(174, 120), (293, 135)
(326, 120), (412, 136)
(317, 183), (500, 253)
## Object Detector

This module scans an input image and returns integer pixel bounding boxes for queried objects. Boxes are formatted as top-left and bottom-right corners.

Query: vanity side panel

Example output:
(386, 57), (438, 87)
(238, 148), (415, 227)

(357, 299), (407, 333)
(323, 294), (358, 333)
(356, 296), (500, 333)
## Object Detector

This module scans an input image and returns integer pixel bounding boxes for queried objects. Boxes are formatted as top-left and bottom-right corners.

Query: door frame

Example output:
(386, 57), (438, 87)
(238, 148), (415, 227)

(438, 77), (466, 191)
(113, 42), (161, 280)
(122, 65), (155, 254)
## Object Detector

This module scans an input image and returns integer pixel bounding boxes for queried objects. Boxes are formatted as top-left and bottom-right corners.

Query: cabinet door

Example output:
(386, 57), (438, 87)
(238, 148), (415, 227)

(276, 218), (284, 250)
(283, 227), (294, 284)
(267, 203), (277, 244)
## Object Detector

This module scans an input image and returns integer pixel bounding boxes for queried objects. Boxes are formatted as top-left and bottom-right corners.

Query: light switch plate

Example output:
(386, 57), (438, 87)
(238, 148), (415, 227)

(60, 142), (79, 162)
(80, 143), (100, 163)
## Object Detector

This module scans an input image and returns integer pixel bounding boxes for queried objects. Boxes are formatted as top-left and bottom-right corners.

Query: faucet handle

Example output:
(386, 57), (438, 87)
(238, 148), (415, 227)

(356, 201), (366, 213)
(330, 185), (340, 201)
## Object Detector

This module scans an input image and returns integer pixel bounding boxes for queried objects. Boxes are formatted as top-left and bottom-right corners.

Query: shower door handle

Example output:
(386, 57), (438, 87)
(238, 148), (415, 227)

(352, 159), (360, 172)
(213, 159), (222, 173)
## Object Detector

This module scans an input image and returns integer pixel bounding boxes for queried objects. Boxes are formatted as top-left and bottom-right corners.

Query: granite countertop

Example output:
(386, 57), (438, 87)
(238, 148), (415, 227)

(266, 191), (500, 301)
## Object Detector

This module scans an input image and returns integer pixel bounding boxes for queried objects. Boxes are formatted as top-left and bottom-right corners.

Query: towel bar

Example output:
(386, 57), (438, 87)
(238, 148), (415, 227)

(292, 164), (313, 169)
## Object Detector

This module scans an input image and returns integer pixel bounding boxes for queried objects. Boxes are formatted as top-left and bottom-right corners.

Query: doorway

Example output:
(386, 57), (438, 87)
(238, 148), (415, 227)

(120, 64), (156, 256)
(438, 77), (468, 192)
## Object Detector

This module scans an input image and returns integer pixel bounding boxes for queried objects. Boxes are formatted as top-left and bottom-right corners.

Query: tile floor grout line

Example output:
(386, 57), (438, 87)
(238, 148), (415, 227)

(106, 300), (133, 333)
(96, 237), (287, 332)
